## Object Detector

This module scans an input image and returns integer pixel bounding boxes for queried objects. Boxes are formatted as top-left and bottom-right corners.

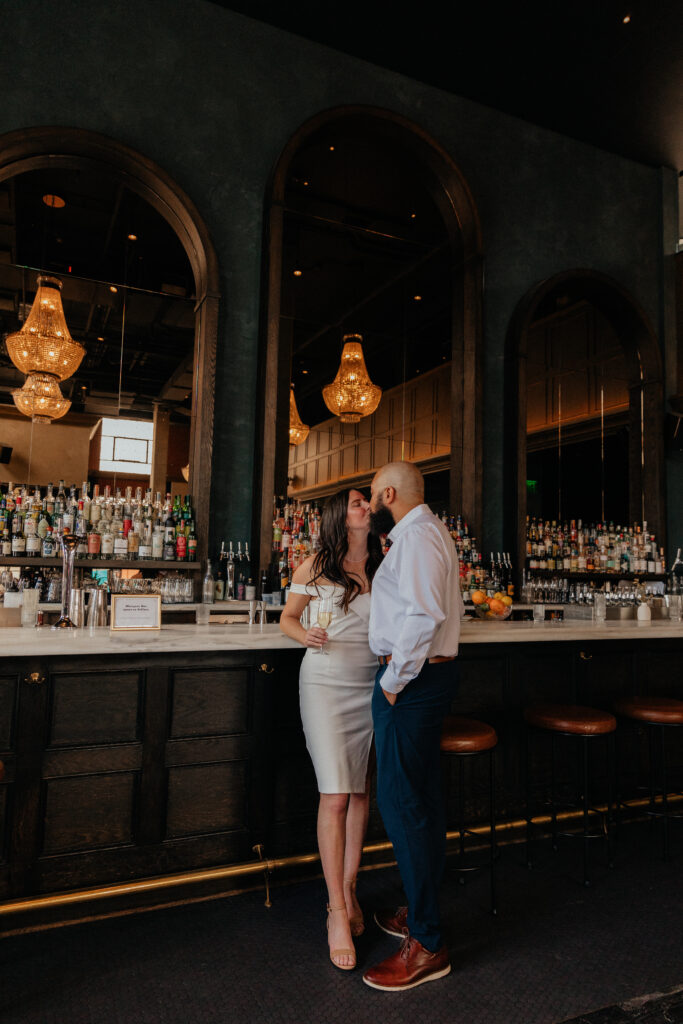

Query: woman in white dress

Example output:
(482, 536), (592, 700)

(280, 488), (383, 971)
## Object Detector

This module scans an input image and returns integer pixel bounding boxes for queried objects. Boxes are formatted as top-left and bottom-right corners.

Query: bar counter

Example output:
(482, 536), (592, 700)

(0, 616), (681, 656)
(1, 617), (681, 930)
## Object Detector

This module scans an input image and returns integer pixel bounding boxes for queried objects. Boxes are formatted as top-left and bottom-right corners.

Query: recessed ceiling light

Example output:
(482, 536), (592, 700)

(622, 13), (631, 23)
(42, 194), (65, 208)
(109, 285), (118, 293)
(329, 146), (335, 151)
(293, 270), (303, 277)
(302, 369), (309, 374)
(127, 233), (137, 241)
(413, 295), (422, 301)
(97, 336), (104, 341)
(410, 213), (416, 219)
(303, 180), (310, 187)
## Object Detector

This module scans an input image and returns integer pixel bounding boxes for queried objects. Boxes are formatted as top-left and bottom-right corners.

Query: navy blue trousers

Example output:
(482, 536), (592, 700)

(372, 659), (459, 951)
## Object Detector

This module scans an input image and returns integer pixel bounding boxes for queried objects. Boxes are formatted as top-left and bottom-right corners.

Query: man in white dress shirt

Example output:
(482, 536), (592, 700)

(363, 461), (464, 992)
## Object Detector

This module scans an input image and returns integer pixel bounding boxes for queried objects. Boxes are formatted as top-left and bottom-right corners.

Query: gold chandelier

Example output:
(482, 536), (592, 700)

(11, 372), (71, 424)
(289, 384), (309, 447)
(322, 334), (382, 423)
(6, 275), (85, 381)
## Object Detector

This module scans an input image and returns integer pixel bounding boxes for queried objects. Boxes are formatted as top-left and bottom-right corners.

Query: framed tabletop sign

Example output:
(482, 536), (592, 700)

(110, 594), (162, 631)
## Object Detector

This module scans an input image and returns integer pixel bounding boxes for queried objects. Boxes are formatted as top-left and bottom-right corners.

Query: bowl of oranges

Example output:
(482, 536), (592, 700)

(470, 590), (513, 620)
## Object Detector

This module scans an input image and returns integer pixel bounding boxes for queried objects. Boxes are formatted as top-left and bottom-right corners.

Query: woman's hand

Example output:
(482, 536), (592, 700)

(303, 626), (328, 649)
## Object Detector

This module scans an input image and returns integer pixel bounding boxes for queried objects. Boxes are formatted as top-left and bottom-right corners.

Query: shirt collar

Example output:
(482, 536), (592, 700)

(387, 503), (432, 543)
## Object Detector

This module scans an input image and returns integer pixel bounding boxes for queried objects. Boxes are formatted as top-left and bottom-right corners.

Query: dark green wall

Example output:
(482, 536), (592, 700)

(0, 0), (675, 557)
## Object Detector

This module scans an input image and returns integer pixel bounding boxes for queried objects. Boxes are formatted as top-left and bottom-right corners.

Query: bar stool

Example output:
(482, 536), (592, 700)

(524, 703), (616, 886)
(440, 714), (498, 914)
(614, 696), (683, 860)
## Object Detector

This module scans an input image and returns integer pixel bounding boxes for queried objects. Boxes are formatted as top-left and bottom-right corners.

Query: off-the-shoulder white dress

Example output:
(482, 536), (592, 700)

(290, 582), (377, 794)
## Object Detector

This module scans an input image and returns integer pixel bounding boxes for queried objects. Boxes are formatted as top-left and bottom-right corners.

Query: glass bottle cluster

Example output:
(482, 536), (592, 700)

(440, 512), (514, 597)
(0, 480), (199, 561)
(525, 517), (666, 575)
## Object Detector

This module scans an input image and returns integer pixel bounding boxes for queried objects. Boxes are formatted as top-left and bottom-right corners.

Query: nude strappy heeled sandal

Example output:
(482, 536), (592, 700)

(326, 905), (356, 970)
(344, 877), (365, 937)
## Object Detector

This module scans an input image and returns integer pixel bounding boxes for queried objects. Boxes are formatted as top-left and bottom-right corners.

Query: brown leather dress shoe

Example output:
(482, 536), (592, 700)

(362, 935), (451, 991)
(373, 905), (408, 938)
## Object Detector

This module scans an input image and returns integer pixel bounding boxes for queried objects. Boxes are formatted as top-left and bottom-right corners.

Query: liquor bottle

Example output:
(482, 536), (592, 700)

(175, 527), (187, 562)
(186, 522), (197, 562)
(24, 512), (38, 556)
(56, 480), (67, 515)
(279, 552), (290, 592)
(45, 483), (55, 516)
(114, 525), (128, 560)
(202, 560), (215, 604)
(87, 524), (102, 556)
(127, 523), (140, 560)
(100, 519), (114, 560)
(163, 508), (176, 561)
(90, 485), (102, 525)
(2, 528), (11, 556)
(151, 519), (164, 560)
(11, 525), (25, 556)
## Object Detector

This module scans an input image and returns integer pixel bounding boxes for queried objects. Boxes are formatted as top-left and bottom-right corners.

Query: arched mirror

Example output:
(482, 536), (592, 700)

(0, 128), (219, 564)
(507, 270), (665, 577)
(257, 108), (483, 566)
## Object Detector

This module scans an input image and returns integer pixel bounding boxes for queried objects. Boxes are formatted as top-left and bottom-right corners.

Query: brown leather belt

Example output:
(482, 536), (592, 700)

(377, 654), (455, 666)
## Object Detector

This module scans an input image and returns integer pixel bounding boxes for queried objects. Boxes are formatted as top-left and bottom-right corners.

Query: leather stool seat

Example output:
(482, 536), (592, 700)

(614, 696), (683, 726)
(525, 703), (616, 736)
(441, 715), (497, 754)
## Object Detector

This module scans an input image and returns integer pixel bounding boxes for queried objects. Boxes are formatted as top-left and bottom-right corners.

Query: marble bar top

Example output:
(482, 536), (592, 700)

(0, 618), (681, 658)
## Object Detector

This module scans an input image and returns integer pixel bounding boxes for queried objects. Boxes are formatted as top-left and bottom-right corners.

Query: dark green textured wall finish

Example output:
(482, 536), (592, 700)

(0, 0), (673, 556)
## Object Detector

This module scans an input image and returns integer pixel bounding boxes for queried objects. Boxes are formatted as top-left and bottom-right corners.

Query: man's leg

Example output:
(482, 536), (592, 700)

(372, 661), (458, 951)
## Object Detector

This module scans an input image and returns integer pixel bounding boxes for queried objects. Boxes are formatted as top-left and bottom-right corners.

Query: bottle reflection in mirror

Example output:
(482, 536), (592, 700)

(525, 517), (665, 576)
(0, 481), (200, 562)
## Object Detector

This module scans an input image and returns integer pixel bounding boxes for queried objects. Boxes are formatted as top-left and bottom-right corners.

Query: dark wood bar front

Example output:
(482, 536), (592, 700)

(1, 622), (681, 932)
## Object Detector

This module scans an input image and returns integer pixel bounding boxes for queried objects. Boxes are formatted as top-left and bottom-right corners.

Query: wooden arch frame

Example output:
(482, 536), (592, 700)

(505, 268), (665, 574)
(255, 105), (483, 565)
(0, 126), (220, 565)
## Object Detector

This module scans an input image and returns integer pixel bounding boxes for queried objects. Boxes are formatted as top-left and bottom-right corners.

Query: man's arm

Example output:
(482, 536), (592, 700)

(380, 528), (448, 697)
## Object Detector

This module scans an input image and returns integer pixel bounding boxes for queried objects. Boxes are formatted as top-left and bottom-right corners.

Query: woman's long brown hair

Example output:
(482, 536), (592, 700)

(310, 488), (383, 612)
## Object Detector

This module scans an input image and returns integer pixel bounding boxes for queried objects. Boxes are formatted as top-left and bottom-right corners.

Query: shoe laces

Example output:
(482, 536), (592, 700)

(399, 934), (414, 960)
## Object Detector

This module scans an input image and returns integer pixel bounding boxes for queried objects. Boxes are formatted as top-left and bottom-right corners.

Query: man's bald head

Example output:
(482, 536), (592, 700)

(373, 461), (424, 503)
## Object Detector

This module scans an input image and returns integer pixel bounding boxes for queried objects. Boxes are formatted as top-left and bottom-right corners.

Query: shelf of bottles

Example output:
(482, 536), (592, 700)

(265, 498), (322, 601)
(0, 481), (200, 567)
(525, 517), (666, 578)
(438, 513), (514, 598)
(267, 500), (513, 602)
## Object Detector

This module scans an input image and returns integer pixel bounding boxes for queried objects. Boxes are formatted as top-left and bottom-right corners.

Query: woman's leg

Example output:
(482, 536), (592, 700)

(343, 776), (371, 926)
(318, 792), (354, 967)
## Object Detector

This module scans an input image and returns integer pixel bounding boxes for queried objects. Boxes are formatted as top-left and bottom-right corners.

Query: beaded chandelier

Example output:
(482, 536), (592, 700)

(289, 384), (310, 447)
(322, 334), (382, 423)
(6, 275), (85, 381)
(11, 372), (71, 424)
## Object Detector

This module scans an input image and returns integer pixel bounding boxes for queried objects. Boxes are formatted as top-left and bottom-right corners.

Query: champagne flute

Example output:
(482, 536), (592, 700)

(312, 595), (333, 655)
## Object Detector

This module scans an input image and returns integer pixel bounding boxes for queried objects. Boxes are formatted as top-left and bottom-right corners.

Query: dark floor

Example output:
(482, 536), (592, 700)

(0, 821), (681, 1024)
